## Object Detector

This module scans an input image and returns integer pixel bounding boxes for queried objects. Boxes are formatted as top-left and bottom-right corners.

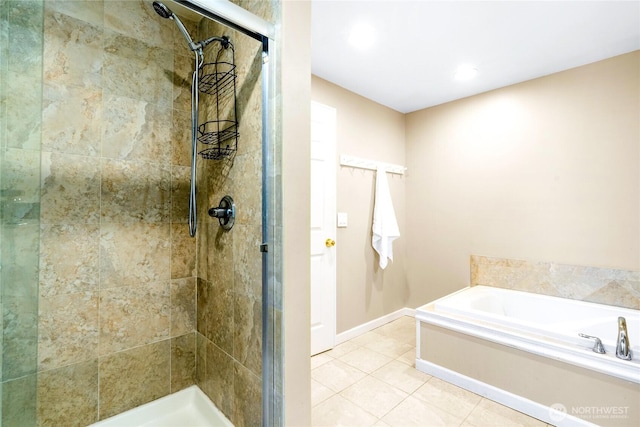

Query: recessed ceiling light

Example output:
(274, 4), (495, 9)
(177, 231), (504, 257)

(454, 65), (478, 81)
(348, 23), (375, 49)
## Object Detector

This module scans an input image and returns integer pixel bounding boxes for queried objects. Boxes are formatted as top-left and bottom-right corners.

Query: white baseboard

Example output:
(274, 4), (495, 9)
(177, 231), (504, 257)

(415, 358), (597, 427)
(335, 307), (415, 345)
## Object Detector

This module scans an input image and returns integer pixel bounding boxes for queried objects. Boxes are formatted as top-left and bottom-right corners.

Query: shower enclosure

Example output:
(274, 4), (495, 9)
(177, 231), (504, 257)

(0, 0), (282, 425)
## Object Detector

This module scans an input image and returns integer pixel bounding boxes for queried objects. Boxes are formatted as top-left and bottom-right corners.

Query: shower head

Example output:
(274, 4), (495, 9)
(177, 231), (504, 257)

(152, 1), (173, 19)
(152, 1), (198, 51)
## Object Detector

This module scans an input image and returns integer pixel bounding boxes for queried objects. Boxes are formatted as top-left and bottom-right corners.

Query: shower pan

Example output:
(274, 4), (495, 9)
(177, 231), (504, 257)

(0, 0), (281, 426)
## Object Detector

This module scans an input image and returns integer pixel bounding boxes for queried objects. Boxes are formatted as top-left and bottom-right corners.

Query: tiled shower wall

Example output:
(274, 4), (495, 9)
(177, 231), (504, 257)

(471, 255), (640, 309)
(3, 1), (198, 425)
(194, 1), (275, 425)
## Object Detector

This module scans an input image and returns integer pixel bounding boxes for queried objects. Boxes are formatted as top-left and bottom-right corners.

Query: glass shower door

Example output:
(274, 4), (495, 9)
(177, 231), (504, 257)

(0, 0), (44, 425)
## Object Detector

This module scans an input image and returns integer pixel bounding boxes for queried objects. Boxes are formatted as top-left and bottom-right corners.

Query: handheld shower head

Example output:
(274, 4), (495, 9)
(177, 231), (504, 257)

(152, 2), (198, 51)
(152, 1), (173, 19)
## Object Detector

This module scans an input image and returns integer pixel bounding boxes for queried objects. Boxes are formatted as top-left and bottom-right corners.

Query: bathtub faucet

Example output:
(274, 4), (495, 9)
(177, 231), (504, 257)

(616, 317), (632, 361)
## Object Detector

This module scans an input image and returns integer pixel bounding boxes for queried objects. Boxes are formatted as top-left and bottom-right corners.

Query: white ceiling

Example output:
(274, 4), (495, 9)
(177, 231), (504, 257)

(311, 0), (640, 113)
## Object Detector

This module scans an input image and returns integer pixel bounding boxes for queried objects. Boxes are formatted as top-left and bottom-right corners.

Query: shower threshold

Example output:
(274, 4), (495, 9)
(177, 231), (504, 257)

(90, 385), (233, 427)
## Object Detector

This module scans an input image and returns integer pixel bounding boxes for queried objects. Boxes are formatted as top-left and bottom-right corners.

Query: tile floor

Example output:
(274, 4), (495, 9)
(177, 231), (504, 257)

(311, 316), (551, 427)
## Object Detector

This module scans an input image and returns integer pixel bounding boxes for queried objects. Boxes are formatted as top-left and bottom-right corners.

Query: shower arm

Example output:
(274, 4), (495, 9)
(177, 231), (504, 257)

(195, 35), (230, 51)
(156, 2), (228, 53)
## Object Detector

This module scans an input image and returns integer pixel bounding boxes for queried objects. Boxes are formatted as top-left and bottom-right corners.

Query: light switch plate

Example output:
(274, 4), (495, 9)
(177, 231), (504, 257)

(337, 212), (348, 227)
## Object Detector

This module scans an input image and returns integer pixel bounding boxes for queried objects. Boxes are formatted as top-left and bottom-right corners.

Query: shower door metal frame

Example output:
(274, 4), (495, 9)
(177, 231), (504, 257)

(175, 1), (281, 426)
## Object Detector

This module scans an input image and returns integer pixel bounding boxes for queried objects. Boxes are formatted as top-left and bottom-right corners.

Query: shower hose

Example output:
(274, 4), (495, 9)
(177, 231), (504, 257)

(189, 51), (204, 237)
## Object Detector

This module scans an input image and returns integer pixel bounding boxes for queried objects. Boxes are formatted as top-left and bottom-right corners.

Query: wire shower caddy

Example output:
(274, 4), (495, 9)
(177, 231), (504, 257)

(197, 36), (238, 160)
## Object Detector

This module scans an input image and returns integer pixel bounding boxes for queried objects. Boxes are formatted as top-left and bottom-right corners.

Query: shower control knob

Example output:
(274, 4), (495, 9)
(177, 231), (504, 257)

(208, 195), (235, 230)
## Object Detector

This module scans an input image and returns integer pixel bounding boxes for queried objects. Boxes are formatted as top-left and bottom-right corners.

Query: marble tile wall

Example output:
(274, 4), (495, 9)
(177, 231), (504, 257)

(471, 255), (640, 309)
(194, 1), (275, 426)
(27, 1), (197, 425)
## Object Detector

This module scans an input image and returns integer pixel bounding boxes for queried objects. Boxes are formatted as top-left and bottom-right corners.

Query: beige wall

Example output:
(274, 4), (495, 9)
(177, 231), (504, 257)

(405, 51), (640, 305)
(311, 76), (408, 334)
(312, 51), (640, 330)
(282, 1), (312, 425)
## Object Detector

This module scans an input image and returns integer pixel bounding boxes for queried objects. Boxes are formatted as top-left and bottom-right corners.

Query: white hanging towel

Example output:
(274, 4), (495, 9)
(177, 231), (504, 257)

(372, 165), (400, 269)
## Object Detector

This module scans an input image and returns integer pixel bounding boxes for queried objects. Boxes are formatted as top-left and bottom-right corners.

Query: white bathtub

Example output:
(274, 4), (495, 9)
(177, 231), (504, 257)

(90, 386), (233, 427)
(417, 285), (640, 382)
(416, 286), (640, 426)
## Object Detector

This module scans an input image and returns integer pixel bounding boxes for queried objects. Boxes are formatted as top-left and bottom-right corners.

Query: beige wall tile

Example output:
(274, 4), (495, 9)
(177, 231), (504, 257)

(170, 165), (191, 223)
(233, 361), (261, 427)
(100, 159), (170, 223)
(195, 332), (207, 388)
(40, 152), (101, 224)
(45, 0), (104, 26)
(170, 277), (196, 337)
(471, 255), (640, 309)
(202, 339), (234, 420)
(228, 153), (261, 226)
(104, 1), (173, 49)
(171, 223), (196, 279)
(195, 218), (210, 278)
(98, 340), (170, 420)
(42, 84), (102, 156)
(170, 333), (195, 393)
(102, 94), (171, 163)
(37, 359), (98, 426)
(39, 223), (99, 298)
(102, 30), (173, 109)
(233, 224), (262, 299)
(171, 110), (192, 166)
(205, 220), (234, 285)
(99, 222), (170, 288)
(173, 52), (193, 113)
(197, 278), (234, 354)
(99, 282), (170, 355)
(43, 10), (103, 90)
(233, 292), (261, 376)
(196, 278), (211, 339)
(38, 291), (98, 371)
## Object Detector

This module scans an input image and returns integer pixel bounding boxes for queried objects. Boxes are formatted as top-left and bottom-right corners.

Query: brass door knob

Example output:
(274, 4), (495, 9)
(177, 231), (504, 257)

(325, 238), (336, 247)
